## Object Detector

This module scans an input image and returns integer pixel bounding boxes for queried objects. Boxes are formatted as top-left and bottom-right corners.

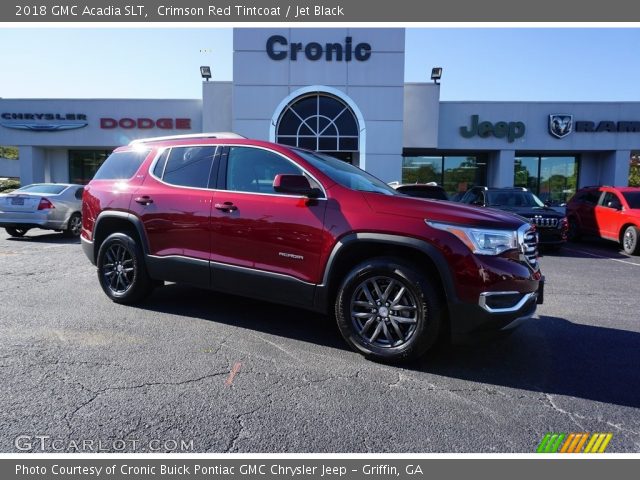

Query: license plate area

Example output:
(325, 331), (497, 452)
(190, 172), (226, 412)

(11, 197), (24, 206)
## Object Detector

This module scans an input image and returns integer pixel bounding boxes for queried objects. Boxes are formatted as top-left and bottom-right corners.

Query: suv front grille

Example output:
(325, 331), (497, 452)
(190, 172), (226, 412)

(520, 227), (538, 268)
(529, 217), (558, 228)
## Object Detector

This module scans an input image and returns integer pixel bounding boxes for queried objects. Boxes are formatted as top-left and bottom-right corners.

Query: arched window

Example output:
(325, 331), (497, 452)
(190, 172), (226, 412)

(275, 93), (359, 153)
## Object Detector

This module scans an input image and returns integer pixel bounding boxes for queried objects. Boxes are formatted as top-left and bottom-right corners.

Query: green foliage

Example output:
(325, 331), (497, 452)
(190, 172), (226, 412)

(0, 179), (20, 192)
(630, 155), (640, 187)
(0, 146), (19, 160)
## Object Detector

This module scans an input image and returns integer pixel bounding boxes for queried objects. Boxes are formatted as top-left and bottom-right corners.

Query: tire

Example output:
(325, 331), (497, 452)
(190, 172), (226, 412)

(63, 213), (82, 237)
(96, 232), (154, 304)
(5, 227), (29, 237)
(567, 217), (581, 242)
(621, 226), (640, 255)
(335, 257), (443, 363)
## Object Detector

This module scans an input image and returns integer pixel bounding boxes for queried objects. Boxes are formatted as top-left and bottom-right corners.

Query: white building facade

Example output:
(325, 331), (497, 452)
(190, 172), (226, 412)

(1, 28), (638, 205)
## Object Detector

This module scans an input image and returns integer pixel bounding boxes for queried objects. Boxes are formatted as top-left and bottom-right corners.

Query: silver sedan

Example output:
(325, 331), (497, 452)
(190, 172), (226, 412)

(0, 183), (84, 238)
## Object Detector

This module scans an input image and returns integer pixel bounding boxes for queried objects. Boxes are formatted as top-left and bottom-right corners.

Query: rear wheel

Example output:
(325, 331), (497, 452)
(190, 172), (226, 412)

(96, 232), (154, 304)
(5, 227), (29, 237)
(621, 226), (640, 255)
(335, 257), (443, 363)
(63, 213), (82, 237)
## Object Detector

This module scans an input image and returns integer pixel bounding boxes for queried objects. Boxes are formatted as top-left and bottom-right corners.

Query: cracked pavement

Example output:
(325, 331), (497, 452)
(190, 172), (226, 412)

(0, 230), (639, 452)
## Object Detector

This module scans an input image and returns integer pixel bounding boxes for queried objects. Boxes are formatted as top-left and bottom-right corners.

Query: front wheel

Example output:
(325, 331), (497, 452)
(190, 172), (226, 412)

(5, 227), (29, 237)
(335, 257), (443, 363)
(96, 232), (154, 304)
(622, 226), (640, 255)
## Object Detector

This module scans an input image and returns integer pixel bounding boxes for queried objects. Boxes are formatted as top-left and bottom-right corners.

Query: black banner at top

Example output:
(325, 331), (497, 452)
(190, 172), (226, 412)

(3, 0), (640, 22)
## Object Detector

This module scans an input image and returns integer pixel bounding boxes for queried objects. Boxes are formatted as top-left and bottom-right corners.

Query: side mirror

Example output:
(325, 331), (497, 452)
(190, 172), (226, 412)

(544, 200), (552, 207)
(472, 200), (484, 206)
(607, 201), (622, 210)
(273, 174), (322, 198)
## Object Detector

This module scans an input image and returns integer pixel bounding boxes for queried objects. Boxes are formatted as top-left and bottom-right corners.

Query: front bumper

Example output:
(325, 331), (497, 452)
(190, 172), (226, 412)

(448, 276), (544, 341)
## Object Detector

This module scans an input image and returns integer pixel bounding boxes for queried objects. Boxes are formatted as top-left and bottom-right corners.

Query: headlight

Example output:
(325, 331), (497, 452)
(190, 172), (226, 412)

(426, 220), (519, 255)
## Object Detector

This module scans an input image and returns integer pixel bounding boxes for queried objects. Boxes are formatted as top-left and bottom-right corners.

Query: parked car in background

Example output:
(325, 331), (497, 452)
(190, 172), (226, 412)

(81, 134), (543, 363)
(566, 186), (640, 255)
(0, 183), (84, 238)
(459, 186), (568, 249)
(389, 182), (449, 200)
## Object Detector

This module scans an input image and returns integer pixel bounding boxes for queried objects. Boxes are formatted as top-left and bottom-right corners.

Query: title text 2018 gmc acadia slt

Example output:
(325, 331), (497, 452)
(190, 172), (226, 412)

(81, 134), (543, 362)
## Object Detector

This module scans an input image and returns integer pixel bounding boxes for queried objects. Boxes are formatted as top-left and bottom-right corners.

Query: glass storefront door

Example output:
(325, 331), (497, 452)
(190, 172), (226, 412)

(402, 154), (487, 200)
(514, 155), (578, 205)
(69, 150), (111, 184)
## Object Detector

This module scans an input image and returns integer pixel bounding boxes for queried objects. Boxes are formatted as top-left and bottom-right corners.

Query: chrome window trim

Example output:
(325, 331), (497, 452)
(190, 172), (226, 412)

(147, 143), (328, 200)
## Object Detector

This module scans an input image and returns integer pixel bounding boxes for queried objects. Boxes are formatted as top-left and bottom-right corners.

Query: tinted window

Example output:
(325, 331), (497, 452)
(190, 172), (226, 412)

(226, 147), (302, 194)
(622, 191), (640, 209)
(162, 146), (216, 188)
(486, 190), (544, 208)
(152, 149), (170, 178)
(16, 184), (67, 194)
(461, 189), (480, 204)
(93, 149), (150, 180)
(601, 192), (622, 209)
(294, 149), (397, 196)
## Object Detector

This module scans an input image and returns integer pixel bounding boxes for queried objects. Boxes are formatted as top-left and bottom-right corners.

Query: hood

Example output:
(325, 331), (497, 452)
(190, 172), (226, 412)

(363, 193), (527, 230)
(487, 205), (565, 219)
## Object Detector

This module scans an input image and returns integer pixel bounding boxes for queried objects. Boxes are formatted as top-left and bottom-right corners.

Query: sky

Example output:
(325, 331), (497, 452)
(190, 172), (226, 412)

(1, 27), (640, 101)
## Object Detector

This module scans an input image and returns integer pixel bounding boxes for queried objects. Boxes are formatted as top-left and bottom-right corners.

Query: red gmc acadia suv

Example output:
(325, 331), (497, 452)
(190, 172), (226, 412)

(81, 134), (543, 362)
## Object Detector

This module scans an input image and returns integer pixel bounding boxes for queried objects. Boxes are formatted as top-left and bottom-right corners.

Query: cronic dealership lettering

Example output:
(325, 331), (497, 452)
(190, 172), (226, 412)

(266, 35), (372, 61)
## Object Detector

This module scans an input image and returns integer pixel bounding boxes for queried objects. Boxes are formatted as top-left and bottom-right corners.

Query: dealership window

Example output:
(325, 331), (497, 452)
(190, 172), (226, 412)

(275, 93), (359, 163)
(69, 150), (112, 184)
(402, 155), (487, 199)
(630, 153), (640, 187)
(514, 155), (578, 205)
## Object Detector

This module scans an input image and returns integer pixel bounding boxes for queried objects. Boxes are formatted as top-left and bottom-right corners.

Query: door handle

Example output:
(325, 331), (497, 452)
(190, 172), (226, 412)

(135, 196), (153, 205)
(215, 202), (237, 212)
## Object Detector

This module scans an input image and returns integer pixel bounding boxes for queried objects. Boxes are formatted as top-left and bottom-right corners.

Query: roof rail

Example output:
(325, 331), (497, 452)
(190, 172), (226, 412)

(128, 132), (246, 145)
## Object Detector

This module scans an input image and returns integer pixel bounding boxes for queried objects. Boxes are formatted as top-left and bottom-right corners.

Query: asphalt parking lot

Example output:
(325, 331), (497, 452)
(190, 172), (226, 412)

(1, 229), (639, 453)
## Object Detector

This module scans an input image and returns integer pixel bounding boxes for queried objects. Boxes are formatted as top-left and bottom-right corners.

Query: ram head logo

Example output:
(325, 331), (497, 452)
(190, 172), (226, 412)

(549, 114), (573, 139)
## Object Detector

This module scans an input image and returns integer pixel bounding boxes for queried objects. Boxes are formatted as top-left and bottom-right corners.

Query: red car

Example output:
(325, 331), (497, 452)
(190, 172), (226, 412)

(567, 186), (640, 255)
(81, 134), (543, 362)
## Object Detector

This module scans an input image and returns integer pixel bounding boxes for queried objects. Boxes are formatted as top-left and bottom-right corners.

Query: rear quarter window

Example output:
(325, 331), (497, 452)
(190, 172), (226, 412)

(92, 149), (150, 181)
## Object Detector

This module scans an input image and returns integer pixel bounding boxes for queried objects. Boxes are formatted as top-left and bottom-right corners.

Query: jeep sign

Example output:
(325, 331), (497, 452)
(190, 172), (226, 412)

(460, 115), (526, 143)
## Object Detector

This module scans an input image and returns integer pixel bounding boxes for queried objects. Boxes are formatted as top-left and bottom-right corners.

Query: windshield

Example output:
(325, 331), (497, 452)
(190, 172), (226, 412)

(15, 184), (67, 195)
(623, 192), (640, 209)
(293, 149), (397, 195)
(486, 190), (545, 208)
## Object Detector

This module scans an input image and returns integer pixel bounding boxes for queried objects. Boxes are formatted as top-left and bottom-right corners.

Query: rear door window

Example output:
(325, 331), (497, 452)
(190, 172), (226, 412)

(160, 146), (217, 189)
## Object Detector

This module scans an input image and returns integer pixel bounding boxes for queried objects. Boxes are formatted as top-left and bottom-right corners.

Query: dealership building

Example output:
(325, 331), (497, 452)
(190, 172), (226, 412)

(1, 28), (638, 204)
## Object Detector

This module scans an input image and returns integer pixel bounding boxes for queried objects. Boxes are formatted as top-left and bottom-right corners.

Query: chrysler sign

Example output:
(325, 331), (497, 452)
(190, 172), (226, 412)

(0, 112), (88, 132)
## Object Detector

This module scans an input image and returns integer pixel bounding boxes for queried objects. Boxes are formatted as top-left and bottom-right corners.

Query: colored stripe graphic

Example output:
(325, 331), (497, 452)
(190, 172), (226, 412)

(537, 433), (612, 453)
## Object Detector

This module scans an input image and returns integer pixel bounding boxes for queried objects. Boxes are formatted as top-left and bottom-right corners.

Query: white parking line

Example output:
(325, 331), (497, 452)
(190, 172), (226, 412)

(563, 247), (640, 267)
